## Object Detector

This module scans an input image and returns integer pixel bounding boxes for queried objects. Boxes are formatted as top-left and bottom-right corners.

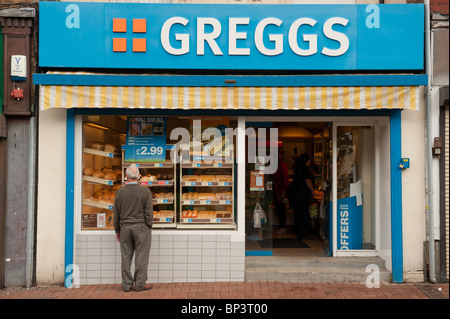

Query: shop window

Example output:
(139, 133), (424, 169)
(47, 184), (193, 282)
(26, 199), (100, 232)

(80, 115), (237, 231)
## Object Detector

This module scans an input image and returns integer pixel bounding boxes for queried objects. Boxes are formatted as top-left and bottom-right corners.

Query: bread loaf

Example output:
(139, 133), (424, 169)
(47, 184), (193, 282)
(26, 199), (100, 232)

(103, 172), (117, 180)
(91, 170), (104, 178)
(215, 175), (232, 182)
(104, 144), (116, 153)
(83, 167), (94, 176)
(90, 142), (105, 150)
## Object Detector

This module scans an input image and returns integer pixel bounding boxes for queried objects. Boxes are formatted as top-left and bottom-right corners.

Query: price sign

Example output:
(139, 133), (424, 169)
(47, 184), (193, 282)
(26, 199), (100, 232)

(125, 116), (167, 162)
(135, 146), (164, 156)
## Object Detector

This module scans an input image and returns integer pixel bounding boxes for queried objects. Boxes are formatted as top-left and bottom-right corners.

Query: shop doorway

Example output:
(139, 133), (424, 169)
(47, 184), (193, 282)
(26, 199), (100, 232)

(245, 121), (331, 257)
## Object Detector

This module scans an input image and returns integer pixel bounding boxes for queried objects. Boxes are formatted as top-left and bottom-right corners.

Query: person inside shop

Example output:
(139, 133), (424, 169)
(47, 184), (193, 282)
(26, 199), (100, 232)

(274, 149), (289, 235)
(113, 164), (153, 292)
(287, 153), (314, 240)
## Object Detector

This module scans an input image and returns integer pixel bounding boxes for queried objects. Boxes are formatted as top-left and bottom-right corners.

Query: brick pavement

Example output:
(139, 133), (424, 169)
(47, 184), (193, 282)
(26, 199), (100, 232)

(1, 282), (447, 318)
(0, 281), (448, 300)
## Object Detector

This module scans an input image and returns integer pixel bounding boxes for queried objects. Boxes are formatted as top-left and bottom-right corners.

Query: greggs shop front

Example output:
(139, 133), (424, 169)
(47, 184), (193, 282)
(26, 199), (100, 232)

(34, 1), (427, 287)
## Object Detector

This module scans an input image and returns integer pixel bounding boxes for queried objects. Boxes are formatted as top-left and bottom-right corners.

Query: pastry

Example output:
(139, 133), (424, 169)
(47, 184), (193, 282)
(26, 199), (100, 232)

(157, 173), (167, 180)
(198, 193), (216, 200)
(200, 175), (215, 182)
(158, 210), (173, 218)
(83, 167), (93, 176)
(183, 175), (198, 182)
(90, 142), (105, 150)
(103, 172), (117, 180)
(104, 144), (116, 153)
(91, 170), (104, 178)
(215, 175), (232, 182)
(140, 175), (156, 181)
(102, 167), (114, 174)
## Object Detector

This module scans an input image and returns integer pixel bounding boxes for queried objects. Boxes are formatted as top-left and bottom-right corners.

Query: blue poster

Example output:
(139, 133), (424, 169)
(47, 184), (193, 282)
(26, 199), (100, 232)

(125, 117), (166, 162)
(329, 196), (363, 251)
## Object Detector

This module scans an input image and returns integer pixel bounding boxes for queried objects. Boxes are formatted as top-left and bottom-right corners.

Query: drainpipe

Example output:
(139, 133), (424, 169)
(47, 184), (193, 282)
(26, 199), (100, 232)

(424, 0), (436, 284)
(25, 112), (36, 289)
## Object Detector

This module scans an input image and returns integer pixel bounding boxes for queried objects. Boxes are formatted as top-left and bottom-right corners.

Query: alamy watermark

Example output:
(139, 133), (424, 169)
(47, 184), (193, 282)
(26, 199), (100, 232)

(65, 264), (80, 288)
(169, 120), (279, 174)
(365, 264), (380, 288)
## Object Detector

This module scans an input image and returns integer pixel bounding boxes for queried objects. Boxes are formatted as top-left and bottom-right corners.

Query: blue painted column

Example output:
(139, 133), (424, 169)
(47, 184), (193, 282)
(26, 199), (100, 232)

(390, 110), (403, 283)
(64, 109), (75, 287)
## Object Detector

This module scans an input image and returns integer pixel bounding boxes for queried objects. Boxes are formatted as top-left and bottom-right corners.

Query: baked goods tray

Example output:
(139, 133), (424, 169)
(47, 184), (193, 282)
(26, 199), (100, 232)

(154, 211), (175, 224)
(154, 217), (175, 223)
(83, 199), (113, 210)
(122, 162), (174, 168)
(181, 200), (231, 205)
(180, 218), (233, 223)
(153, 198), (174, 204)
(181, 162), (233, 168)
(83, 147), (121, 158)
(82, 175), (119, 186)
(177, 222), (236, 230)
(123, 180), (174, 186)
(180, 181), (232, 187)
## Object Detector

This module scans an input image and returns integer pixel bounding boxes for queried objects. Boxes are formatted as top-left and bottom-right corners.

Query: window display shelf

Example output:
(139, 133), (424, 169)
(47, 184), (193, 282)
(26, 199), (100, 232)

(82, 141), (122, 231)
(180, 218), (234, 223)
(83, 199), (113, 210)
(122, 148), (177, 228)
(153, 210), (175, 224)
(122, 162), (174, 168)
(123, 180), (174, 187)
(181, 162), (233, 168)
(181, 200), (232, 205)
(83, 175), (119, 186)
(177, 222), (237, 230)
(179, 154), (235, 229)
(180, 181), (232, 187)
(83, 147), (121, 158)
(153, 198), (174, 204)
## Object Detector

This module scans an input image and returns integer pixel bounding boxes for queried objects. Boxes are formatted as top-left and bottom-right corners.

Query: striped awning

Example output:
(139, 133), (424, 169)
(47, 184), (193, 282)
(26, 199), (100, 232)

(39, 85), (421, 111)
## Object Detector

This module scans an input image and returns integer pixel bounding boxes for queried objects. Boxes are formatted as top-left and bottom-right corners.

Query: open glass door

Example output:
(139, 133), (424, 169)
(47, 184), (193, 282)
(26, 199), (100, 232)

(244, 122), (274, 255)
(244, 120), (332, 256)
(331, 124), (377, 255)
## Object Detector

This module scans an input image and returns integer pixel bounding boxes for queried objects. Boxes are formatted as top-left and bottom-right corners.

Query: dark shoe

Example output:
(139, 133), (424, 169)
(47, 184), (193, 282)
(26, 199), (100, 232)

(134, 284), (152, 292)
(123, 286), (132, 292)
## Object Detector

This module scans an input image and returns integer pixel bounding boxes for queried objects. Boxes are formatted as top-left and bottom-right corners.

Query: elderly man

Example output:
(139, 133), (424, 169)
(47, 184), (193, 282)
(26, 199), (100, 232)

(113, 164), (153, 292)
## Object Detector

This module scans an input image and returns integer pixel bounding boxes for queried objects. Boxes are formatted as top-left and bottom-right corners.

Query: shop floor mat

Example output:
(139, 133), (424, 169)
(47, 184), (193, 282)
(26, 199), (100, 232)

(259, 238), (310, 249)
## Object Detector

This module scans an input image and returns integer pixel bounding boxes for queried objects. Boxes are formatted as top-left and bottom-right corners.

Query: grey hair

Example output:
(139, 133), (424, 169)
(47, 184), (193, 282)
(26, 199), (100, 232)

(126, 164), (140, 180)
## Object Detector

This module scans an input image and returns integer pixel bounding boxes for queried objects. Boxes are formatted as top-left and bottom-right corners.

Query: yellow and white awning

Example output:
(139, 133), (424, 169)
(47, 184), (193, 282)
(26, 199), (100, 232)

(39, 85), (420, 111)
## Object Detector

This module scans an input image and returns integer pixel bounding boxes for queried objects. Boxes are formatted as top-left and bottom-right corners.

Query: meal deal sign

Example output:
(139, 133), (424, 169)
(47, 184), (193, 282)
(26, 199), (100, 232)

(125, 117), (167, 163)
(39, 2), (424, 70)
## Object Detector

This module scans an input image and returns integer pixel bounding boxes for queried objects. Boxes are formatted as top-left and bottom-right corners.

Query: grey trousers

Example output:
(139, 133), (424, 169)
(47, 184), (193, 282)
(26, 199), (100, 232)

(119, 223), (152, 289)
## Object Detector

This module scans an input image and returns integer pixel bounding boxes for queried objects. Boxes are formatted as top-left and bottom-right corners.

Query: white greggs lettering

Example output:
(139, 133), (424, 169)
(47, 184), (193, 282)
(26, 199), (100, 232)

(160, 16), (349, 57)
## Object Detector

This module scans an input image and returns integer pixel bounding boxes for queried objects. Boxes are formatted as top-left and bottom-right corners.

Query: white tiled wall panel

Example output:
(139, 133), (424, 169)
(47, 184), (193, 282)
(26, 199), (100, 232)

(75, 233), (245, 285)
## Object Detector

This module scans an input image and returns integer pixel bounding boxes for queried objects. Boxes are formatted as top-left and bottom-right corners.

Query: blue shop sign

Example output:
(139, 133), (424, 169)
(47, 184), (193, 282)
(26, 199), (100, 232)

(39, 2), (424, 70)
